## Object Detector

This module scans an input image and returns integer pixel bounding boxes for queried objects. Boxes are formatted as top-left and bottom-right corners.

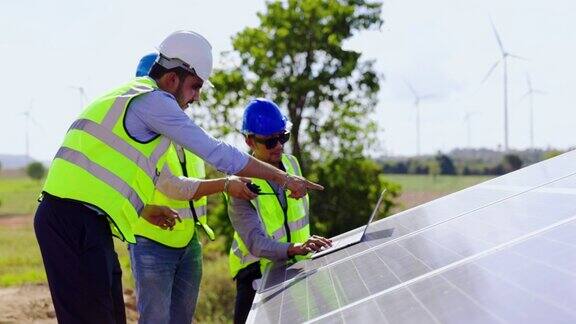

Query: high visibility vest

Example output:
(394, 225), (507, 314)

(132, 144), (213, 248)
(42, 77), (171, 243)
(229, 154), (310, 278)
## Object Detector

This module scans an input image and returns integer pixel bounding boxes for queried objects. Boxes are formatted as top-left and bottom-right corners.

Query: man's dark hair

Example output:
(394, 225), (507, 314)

(149, 63), (190, 82)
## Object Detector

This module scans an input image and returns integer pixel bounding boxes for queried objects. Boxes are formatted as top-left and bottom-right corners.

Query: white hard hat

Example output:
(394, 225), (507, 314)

(157, 30), (213, 84)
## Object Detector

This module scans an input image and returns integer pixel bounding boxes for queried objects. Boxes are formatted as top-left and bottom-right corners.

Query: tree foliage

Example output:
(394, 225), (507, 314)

(435, 153), (456, 175)
(501, 154), (522, 173)
(26, 162), (46, 181)
(203, 0), (383, 170)
(199, 1), (402, 244)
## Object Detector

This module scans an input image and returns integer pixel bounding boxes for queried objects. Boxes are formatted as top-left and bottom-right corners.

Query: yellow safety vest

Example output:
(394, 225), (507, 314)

(42, 77), (171, 243)
(132, 144), (214, 248)
(229, 154), (310, 278)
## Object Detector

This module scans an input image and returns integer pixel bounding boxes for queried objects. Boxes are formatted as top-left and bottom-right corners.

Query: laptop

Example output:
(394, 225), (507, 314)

(311, 189), (387, 259)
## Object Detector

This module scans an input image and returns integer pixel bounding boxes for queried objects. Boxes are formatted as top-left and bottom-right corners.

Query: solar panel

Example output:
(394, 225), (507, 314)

(246, 150), (576, 323)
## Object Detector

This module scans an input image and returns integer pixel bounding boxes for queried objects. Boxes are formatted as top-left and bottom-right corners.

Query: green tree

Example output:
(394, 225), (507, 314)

(26, 162), (46, 181)
(309, 157), (400, 237)
(203, 0), (383, 170)
(435, 153), (456, 175)
(501, 154), (522, 173)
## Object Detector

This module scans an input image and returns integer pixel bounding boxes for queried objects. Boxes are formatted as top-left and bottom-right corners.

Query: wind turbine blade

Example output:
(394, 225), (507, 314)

(489, 17), (505, 54)
(420, 94), (437, 100)
(28, 116), (44, 130)
(508, 53), (528, 61)
(520, 91), (531, 101)
(404, 80), (418, 97)
(481, 60), (501, 84)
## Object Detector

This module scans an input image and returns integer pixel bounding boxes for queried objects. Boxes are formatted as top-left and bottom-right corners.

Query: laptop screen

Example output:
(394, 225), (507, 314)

(360, 189), (387, 239)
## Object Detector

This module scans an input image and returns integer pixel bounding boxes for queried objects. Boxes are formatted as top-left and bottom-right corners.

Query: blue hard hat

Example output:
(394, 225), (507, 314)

(242, 98), (290, 136)
(136, 53), (158, 77)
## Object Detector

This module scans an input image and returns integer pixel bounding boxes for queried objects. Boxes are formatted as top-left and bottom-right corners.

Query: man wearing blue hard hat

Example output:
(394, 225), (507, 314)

(129, 53), (257, 324)
(227, 99), (332, 324)
(35, 30), (323, 324)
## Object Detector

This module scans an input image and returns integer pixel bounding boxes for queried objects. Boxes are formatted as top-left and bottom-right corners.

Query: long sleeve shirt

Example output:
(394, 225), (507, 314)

(125, 89), (249, 175)
(155, 163), (201, 200)
(228, 180), (291, 261)
(124, 88), (252, 200)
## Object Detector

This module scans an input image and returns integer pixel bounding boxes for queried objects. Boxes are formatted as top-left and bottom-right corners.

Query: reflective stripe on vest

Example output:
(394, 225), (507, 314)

(175, 205), (207, 219)
(231, 240), (260, 265)
(101, 84), (156, 128)
(283, 154), (309, 220)
(230, 217), (308, 268)
(132, 143), (210, 248)
(55, 147), (146, 214)
(68, 119), (170, 183)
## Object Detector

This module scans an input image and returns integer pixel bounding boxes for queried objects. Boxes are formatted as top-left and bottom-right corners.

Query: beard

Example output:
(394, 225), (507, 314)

(175, 90), (192, 109)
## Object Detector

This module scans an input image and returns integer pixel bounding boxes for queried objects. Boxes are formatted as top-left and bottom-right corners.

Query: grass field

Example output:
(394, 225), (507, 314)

(0, 173), (491, 322)
(383, 174), (493, 211)
(0, 175), (235, 322)
(385, 174), (493, 193)
(0, 178), (43, 216)
(0, 224), (46, 286)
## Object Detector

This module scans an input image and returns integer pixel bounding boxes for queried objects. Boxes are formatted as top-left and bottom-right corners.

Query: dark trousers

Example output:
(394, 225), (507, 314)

(234, 262), (262, 324)
(34, 193), (126, 324)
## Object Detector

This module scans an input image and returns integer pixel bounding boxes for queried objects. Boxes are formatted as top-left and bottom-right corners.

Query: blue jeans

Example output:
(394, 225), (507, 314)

(129, 234), (202, 324)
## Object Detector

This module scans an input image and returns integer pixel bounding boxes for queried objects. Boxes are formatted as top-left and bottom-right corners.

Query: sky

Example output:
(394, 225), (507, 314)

(1, 0), (575, 161)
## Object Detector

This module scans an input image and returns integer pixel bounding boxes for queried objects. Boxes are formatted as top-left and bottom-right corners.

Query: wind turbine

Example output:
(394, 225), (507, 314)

(20, 100), (42, 162)
(481, 17), (527, 152)
(463, 111), (479, 148)
(520, 74), (546, 149)
(69, 85), (88, 110)
(405, 80), (435, 156)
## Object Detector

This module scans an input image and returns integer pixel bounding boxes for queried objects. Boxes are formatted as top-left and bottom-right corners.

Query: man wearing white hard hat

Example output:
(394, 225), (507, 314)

(34, 30), (323, 323)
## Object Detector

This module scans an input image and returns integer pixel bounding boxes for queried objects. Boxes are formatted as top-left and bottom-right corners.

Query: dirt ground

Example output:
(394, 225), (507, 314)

(0, 214), (32, 228)
(0, 284), (139, 323)
(394, 191), (446, 211)
(0, 284), (57, 324)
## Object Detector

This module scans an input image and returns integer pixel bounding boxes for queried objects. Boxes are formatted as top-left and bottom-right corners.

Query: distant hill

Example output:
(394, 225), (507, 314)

(0, 154), (49, 170)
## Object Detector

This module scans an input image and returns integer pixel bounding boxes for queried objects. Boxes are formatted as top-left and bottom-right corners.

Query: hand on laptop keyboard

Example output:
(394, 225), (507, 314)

(287, 235), (332, 257)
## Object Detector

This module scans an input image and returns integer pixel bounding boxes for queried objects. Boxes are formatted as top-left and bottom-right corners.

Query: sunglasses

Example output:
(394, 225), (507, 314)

(253, 132), (291, 149)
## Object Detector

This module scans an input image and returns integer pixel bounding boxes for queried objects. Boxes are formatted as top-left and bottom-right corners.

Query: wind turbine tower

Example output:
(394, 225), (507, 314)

(70, 85), (88, 110)
(19, 100), (44, 163)
(481, 18), (526, 152)
(405, 81), (435, 156)
(521, 75), (546, 149)
(21, 101), (37, 162)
